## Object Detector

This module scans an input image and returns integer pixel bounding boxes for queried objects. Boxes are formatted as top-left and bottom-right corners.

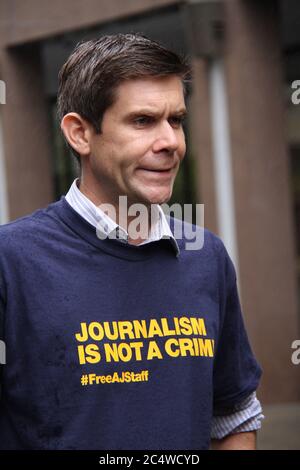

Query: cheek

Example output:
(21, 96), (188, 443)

(129, 133), (153, 150)
(179, 136), (186, 160)
(120, 135), (153, 167)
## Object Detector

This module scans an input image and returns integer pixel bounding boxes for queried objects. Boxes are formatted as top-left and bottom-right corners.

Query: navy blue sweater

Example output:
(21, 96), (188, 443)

(0, 197), (262, 449)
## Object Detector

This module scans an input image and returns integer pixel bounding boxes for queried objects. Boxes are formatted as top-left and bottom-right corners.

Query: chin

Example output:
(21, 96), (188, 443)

(143, 189), (173, 205)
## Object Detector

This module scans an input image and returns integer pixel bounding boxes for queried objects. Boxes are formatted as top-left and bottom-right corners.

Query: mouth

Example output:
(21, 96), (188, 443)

(137, 167), (175, 174)
(136, 168), (175, 181)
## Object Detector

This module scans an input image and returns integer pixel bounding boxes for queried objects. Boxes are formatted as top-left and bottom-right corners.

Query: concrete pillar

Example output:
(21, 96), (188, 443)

(0, 108), (9, 224)
(224, 0), (300, 403)
(0, 44), (53, 220)
(189, 57), (218, 234)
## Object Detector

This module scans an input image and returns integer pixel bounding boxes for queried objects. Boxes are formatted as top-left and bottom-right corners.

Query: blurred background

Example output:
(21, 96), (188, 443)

(0, 0), (299, 449)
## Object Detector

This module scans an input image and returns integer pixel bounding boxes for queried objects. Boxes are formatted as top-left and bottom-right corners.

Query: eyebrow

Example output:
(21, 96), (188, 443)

(125, 108), (188, 119)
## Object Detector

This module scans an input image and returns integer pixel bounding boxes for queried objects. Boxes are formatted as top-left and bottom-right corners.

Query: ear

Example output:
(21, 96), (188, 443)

(60, 112), (93, 156)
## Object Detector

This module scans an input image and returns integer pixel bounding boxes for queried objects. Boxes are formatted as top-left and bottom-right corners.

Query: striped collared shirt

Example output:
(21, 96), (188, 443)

(65, 179), (264, 440)
(66, 179), (180, 255)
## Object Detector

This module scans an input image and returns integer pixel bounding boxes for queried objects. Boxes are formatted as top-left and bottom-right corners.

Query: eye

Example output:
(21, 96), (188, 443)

(133, 116), (155, 126)
(169, 116), (186, 127)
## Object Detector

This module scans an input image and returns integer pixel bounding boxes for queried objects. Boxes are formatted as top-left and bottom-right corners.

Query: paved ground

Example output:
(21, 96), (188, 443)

(257, 402), (300, 450)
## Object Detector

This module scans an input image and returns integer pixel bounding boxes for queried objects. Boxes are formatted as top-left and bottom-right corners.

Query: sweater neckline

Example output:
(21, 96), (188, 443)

(47, 196), (180, 261)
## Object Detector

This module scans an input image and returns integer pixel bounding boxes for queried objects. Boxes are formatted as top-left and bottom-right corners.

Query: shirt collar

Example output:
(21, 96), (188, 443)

(65, 179), (180, 256)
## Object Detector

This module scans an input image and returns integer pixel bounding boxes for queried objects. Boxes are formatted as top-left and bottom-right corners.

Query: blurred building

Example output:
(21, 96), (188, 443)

(0, 0), (299, 409)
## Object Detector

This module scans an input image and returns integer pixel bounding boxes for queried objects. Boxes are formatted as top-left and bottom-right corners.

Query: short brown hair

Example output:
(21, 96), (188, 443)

(57, 33), (191, 164)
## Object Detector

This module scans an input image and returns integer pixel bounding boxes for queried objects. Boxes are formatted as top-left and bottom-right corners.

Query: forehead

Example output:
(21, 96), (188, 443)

(112, 76), (185, 111)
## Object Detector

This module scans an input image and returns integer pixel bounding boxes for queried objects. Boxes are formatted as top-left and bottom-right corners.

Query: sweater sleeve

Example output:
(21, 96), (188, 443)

(212, 237), (262, 412)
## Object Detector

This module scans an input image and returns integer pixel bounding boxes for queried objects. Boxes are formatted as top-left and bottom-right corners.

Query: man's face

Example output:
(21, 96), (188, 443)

(86, 75), (187, 206)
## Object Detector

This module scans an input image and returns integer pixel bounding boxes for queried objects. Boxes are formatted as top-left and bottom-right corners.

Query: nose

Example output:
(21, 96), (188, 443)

(152, 120), (181, 154)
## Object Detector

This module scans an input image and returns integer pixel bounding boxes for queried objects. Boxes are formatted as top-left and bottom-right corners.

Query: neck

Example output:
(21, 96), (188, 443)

(78, 178), (154, 245)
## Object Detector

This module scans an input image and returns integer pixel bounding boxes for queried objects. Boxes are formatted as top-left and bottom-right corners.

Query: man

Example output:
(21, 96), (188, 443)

(0, 33), (263, 450)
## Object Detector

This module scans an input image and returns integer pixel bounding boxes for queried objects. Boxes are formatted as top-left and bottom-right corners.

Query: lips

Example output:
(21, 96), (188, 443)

(144, 169), (172, 172)
(136, 168), (175, 181)
(138, 167), (174, 172)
